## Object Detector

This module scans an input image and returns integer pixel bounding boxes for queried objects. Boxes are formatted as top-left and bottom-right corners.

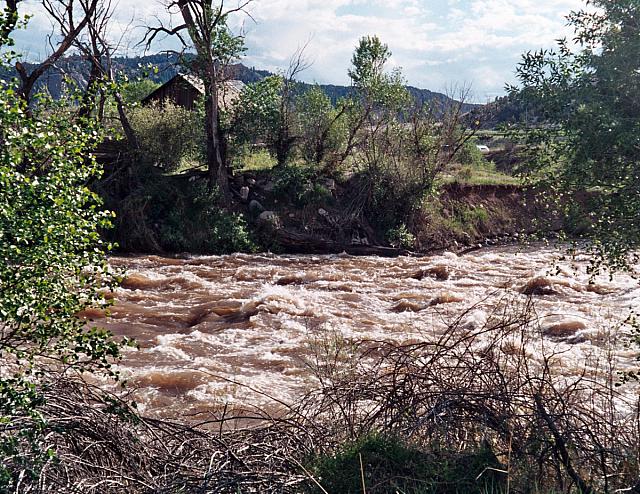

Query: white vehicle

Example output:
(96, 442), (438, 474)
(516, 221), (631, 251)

(476, 144), (490, 153)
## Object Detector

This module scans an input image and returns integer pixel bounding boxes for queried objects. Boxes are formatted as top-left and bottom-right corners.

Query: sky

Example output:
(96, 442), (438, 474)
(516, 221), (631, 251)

(11, 0), (586, 102)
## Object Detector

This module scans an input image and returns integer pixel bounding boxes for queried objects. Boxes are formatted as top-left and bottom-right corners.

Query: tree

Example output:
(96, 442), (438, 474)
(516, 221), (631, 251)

(10, 0), (100, 105)
(509, 0), (640, 270)
(338, 35), (409, 167)
(296, 85), (346, 166)
(0, 12), (126, 487)
(231, 47), (310, 167)
(144, 0), (254, 205)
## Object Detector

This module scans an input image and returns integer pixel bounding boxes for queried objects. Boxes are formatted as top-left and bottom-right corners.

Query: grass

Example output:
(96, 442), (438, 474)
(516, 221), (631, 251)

(444, 161), (522, 186)
(306, 433), (507, 494)
(233, 147), (277, 172)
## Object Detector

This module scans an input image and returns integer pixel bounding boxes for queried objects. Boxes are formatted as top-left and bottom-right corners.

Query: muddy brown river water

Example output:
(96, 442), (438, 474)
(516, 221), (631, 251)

(97, 245), (640, 417)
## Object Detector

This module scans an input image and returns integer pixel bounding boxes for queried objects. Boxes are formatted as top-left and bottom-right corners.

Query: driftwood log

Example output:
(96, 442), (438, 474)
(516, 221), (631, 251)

(274, 228), (416, 257)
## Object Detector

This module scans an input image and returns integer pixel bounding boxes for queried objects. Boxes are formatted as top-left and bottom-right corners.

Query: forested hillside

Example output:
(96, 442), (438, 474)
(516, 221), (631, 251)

(0, 52), (478, 111)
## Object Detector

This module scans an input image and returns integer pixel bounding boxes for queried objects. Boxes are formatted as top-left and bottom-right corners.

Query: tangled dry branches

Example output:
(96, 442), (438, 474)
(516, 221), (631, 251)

(3, 299), (639, 493)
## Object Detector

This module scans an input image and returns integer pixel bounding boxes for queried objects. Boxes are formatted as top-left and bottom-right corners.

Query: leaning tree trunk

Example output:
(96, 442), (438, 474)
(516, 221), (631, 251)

(204, 74), (231, 206)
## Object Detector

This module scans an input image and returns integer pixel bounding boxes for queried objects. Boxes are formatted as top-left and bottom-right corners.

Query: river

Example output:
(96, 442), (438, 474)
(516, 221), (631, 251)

(93, 245), (639, 417)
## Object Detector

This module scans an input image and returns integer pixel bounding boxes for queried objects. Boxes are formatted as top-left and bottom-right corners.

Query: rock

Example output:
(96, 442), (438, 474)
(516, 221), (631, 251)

(321, 178), (336, 191)
(258, 211), (281, 229)
(521, 277), (558, 296)
(391, 301), (425, 313)
(429, 293), (464, 306)
(249, 200), (265, 214)
(412, 265), (451, 281)
(240, 186), (250, 200)
(543, 321), (587, 339)
(263, 181), (275, 192)
(318, 208), (329, 217)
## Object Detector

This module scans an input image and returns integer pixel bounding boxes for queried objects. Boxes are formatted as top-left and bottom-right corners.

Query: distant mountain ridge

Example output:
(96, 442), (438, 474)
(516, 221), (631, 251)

(1, 52), (480, 113)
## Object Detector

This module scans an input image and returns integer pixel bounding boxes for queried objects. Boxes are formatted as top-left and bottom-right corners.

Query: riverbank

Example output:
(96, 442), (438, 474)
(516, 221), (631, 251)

(101, 164), (565, 257)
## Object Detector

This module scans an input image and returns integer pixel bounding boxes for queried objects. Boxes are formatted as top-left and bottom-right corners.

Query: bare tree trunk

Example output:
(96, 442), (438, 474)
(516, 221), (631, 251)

(15, 0), (99, 105)
(204, 75), (231, 205)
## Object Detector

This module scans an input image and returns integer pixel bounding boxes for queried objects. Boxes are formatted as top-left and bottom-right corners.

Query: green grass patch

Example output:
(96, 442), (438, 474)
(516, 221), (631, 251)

(233, 147), (277, 172)
(446, 162), (522, 186)
(307, 433), (506, 494)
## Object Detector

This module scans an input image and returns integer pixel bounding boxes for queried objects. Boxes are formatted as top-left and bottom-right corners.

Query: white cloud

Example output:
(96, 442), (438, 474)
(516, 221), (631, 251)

(9, 0), (587, 100)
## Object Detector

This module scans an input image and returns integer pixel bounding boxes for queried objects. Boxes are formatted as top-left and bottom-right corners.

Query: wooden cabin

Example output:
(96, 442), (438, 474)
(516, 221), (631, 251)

(142, 74), (245, 111)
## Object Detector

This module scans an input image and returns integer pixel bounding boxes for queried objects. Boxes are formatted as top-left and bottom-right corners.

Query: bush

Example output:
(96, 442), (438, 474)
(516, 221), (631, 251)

(386, 223), (416, 249)
(107, 171), (256, 254)
(129, 101), (204, 172)
(0, 80), (126, 488)
(308, 433), (504, 494)
(456, 140), (488, 167)
(158, 183), (256, 253)
(272, 164), (330, 207)
(231, 145), (277, 171)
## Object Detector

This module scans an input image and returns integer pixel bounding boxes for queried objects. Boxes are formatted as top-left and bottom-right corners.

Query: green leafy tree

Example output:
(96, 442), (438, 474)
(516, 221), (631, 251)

(233, 75), (284, 153)
(0, 14), (127, 487)
(129, 101), (203, 172)
(121, 78), (160, 104)
(339, 35), (410, 166)
(232, 48), (311, 167)
(509, 0), (640, 270)
(145, 0), (253, 205)
(296, 85), (346, 167)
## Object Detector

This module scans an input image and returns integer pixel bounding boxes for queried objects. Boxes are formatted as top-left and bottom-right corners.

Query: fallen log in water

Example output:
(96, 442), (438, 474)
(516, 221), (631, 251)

(274, 228), (417, 257)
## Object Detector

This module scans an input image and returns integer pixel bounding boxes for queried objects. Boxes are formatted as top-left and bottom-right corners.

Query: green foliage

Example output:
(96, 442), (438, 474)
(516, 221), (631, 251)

(457, 140), (487, 167)
(386, 224), (415, 249)
(231, 145), (277, 171)
(296, 86), (346, 166)
(129, 101), (204, 172)
(121, 78), (160, 104)
(0, 76), (125, 488)
(349, 35), (409, 110)
(308, 433), (505, 494)
(272, 164), (329, 207)
(509, 0), (640, 269)
(156, 182), (256, 254)
(108, 170), (256, 254)
(233, 75), (283, 148)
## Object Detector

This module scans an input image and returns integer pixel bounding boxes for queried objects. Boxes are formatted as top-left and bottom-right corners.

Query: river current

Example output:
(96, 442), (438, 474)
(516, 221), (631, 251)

(94, 245), (640, 417)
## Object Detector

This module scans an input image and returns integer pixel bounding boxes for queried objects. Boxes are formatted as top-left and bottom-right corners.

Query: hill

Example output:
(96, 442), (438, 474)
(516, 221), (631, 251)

(1, 53), (479, 113)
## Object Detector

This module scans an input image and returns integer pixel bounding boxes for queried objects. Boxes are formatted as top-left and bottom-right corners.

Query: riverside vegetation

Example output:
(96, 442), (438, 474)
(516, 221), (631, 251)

(1, 0), (639, 493)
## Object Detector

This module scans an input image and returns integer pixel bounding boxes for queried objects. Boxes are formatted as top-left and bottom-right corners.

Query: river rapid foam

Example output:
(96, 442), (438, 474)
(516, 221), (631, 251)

(94, 245), (639, 417)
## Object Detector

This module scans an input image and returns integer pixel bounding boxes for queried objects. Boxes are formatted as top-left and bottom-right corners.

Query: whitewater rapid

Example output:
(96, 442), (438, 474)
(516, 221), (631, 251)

(91, 245), (639, 417)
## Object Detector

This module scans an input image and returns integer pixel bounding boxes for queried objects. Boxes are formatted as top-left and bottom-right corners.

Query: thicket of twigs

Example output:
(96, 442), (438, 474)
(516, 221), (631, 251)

(3, 299), (639, 493)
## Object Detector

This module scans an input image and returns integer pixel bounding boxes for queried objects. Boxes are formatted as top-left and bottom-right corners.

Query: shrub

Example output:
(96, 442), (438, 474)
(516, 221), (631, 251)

(386, 223), (416, 249)
(231, 144), (277, 171)
(0, 80), (126, 488)
(272, 164), (330, 207)
(108, 172), (256, 254)
(308, 433), (504, 494)
(457, 140), (488, 167)
(129, 101), (204, 172)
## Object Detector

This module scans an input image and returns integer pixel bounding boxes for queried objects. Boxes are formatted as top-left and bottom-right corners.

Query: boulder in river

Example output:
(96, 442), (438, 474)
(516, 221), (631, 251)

(543, 320), (587, 340)
(412, 265), (451, 281)
(521, 277), (558, 296)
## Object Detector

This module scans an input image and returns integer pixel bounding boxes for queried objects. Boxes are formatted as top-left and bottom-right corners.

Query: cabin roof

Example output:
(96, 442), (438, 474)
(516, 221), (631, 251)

(141, 73), (246, 110)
